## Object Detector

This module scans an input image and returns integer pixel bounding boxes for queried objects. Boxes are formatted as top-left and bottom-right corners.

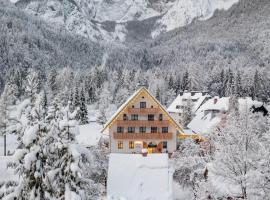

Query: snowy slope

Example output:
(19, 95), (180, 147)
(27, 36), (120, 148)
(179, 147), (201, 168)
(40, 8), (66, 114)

(152, 0), (239, 37)
(12, 0), (164, 41)
(11, 0), (239, 41)
(107, 154), (174, 200)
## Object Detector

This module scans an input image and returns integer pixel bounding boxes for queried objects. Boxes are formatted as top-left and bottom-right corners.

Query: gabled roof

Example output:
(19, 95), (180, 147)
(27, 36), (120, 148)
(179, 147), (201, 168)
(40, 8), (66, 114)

(167, 92), (210, 113)
(101, 87), (184, 133)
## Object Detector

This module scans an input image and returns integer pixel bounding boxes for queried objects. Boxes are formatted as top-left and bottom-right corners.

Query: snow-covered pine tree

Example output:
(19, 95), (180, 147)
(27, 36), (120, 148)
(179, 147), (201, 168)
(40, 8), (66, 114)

(181, 70), (190, 91)
(225, 68), (235, 97)
(181, 97), (193, 128)
(74, 85), (80, 116)
(25, 69), (39, 105)
(0, 85), (11, 156)
(234, 71), (243, 97)
(5, 94), (50, 200)
(47, 68), (58, 99)
(96, 108), (107, 128)
(78, 88), (89, 124)
(47, 103), (88, 200)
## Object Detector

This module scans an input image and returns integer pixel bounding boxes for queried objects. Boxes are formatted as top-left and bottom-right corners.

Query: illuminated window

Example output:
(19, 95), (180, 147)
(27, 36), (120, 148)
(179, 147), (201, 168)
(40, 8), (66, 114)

(117, 141), (123, 149)
(129, 141), (134, 149)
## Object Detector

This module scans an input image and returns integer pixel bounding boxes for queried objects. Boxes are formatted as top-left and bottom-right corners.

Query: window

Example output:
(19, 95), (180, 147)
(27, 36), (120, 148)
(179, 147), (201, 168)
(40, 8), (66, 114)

(148, 114), (154, 121)
(123, 114), (128, 121)
(117, 141), (123, 149)
(139, 127), (146, 133)
(128, 127), (135, 133)
(117, 127), (124, 133)
(163, 141), (167, 149)
(159, 114), (163, 121)
(131, 114), (138, 121)
(129, 141), (134, 149)
(151, 127), (158, 133)
(176, 105), (180, 109)
(140, 102), (146, 108)
(162, 127), (168, 133)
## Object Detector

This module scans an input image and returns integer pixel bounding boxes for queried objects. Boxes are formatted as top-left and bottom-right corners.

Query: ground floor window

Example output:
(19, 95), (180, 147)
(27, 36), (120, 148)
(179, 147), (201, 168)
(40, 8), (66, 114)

(129, 141), (134, 149)
(163, 141), (167, 149)
(117, 141), (123, 149)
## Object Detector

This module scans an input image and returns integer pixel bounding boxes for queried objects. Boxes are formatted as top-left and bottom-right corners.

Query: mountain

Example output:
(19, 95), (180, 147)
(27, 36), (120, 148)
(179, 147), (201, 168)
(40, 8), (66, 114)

(151, 0), (239, 37)
(11, 0), (171, 41)
(10, 0), (239, 42)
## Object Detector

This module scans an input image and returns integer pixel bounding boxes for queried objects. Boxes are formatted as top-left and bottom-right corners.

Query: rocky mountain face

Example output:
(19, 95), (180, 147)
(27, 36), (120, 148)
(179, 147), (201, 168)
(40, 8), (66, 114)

(1, 0), (270, 77)
(11, 0), (239, 42)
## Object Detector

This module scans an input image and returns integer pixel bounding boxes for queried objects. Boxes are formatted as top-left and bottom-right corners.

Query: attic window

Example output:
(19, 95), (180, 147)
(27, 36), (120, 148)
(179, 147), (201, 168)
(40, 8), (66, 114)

(132, 105), (135, 108)
(176, 105), (180, 109)
(151, 105), (153, 108)
(142, 96), (144, 99)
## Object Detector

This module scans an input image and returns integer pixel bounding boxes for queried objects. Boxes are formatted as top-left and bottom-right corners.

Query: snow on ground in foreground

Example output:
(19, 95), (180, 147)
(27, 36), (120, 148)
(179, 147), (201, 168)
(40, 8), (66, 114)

(0, 156), (17, 182)
(107, 153), (174, 200)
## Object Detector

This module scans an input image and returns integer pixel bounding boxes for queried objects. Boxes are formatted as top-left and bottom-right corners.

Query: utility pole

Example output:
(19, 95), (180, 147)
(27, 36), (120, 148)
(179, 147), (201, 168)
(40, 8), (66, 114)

(4, 134), (6, 156)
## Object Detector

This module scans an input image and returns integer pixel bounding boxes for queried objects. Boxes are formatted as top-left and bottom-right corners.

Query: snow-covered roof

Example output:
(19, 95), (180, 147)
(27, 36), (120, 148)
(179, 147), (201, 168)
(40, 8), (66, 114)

(183, 129), (196, 135)
(197, 97), (229, 112)
(102, 87), (184, 134)
(167, 92), (210, 113)
(107, 153), (173, 200)
(188, 97), (264, 135)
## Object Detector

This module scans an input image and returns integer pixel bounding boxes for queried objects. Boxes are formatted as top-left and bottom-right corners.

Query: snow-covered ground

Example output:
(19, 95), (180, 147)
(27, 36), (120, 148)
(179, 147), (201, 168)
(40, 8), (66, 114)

(0, 156), (17, 183)
(107, 153), (174, 200)
(0, 105), (103, 155)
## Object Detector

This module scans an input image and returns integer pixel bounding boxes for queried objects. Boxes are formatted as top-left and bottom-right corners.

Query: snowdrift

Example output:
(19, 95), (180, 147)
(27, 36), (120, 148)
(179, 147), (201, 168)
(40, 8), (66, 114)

(107, 153), (173, 200)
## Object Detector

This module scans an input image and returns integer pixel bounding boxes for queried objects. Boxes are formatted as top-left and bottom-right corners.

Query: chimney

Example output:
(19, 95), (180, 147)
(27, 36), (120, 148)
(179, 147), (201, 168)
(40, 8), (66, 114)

(213, 98), (218, 104)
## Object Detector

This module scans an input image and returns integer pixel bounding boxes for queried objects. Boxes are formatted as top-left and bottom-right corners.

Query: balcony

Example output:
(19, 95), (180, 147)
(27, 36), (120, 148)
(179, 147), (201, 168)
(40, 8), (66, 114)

(127, 108), (159, 114)
(113, 132), (173, 140)
(117, 120), (170, 127)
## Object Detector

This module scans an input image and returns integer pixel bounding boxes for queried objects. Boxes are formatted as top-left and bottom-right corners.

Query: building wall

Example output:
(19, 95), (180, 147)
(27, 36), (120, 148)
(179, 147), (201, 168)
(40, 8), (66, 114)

(108, 91), (178, 154)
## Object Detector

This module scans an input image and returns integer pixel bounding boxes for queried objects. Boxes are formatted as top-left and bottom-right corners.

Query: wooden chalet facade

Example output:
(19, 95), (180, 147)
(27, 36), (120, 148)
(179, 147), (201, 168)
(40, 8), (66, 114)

(102, 87), (185, 155)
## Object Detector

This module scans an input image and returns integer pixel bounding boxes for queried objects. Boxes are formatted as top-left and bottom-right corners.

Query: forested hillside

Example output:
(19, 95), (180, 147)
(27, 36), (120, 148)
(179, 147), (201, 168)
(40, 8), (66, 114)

(1, 0), (270, 106)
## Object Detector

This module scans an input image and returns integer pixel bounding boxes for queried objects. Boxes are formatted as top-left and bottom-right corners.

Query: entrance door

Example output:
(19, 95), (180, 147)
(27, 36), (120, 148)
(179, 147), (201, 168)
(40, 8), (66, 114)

(148, 142), (157, 153)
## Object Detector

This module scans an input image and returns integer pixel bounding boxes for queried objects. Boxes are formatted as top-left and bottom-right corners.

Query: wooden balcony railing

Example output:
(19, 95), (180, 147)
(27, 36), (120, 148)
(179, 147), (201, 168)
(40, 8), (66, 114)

(127, 108), (159, 114)
(117, 120), (170, 127)
(113, 132), (173, 140)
